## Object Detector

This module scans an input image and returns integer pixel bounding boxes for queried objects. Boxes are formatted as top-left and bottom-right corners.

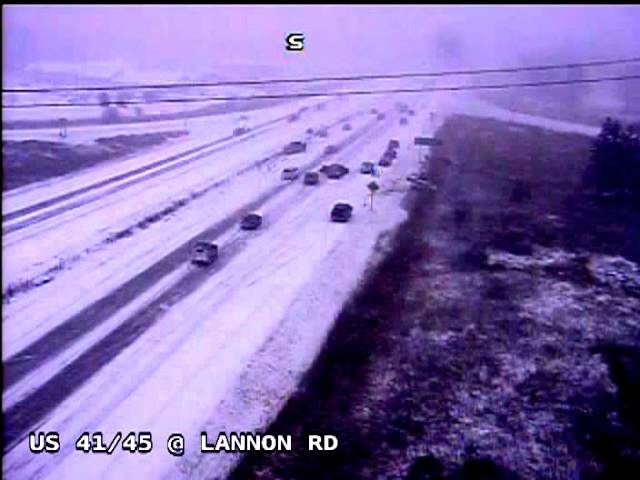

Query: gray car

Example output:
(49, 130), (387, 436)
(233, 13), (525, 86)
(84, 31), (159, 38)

(360, 161), (375, 174)
(281, 167), (301, 181)
(191, 241), (219, 266)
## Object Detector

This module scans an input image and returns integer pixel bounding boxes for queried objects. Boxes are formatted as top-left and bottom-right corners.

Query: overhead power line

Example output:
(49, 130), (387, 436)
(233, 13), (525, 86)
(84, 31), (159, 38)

(3, 57), (640, 94)
(4, 74), (640, 110)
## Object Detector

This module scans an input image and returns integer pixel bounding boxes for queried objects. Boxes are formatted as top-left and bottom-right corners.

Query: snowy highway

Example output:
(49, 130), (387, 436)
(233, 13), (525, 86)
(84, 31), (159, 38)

(2, 91), (447, 479)
(2, 84), (605, 479)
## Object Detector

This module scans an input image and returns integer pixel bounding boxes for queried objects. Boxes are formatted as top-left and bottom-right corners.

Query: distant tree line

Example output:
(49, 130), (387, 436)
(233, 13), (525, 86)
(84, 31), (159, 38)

(589, 117), (640, 201)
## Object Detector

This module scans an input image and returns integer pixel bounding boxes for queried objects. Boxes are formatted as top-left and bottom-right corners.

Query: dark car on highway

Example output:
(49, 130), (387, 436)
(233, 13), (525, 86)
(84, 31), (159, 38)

(320, 163), (349, 179)
(240, 213), (263, 230)
(316, 128), (329, 138)
(331, 203), (353, 223)
(303, 172), (320, 185)
(400, 117), (408, 125)
(377, 113), (386, 120)
(324, 144), (339, 155)
(388, 139), (400, 150)
(306, 128), (314, 135)
(233, 126), (250, 136)
(370, 108), (379, 114)
(342, 123), (352, 131)
(288, 113), (300, 122)
(385, 148), (398, 159)
(283, 141), (307, 155)
(281, 167), (301, 181)
(379, 155), (393, 167)
(191, 241), (219, 266)
(360, 161), (375, 174)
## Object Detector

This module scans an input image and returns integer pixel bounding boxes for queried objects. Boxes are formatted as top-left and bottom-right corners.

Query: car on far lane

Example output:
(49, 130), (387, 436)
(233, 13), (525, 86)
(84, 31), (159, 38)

(303, 172), (320, 185)
(377, 113), (386, 120)
(331, 203), (353, 223)
(281, 167), (301, 181)
(240, 213), (263, 230)
(283, 141), (307, 155)
(316, 128), (329, 138)
(388, 139), (400, 150)
(233, 126), (250, 136)
(324, 144), (340, 155)
(400, 117), (408, 125)
(191, 240), (219, 266)
(342, 123), (352, 131)
(306, 128), (314, 135)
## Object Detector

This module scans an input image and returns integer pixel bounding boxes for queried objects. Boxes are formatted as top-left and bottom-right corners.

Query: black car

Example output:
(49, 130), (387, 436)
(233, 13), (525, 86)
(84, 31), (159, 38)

(306, 128), (314, 135)
(388, 139), (400, 150)
(342, 123), (352, 131)
(283, 141), (307, 155)
(281, 167), (301, 181)
(320, 163), (349, 179)
(191, 241), (219, 266)
(303, 172), (320, 185)
(331, 203), (353, 223)
(360, 161), (375, 174)
(377, 113), (386, 120)
(233, 126), (250, 136)
(379, 155), (393, 167)
(240, 213), (263, 230)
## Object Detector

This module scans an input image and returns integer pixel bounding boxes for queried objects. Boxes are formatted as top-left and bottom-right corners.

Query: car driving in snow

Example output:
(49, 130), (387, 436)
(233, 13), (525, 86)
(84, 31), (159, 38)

(342, 123), (352, 131)
(360, 161), (375, 174)
(283, 141), (307, 155)
(320, 163), (349, 179)
(400, 117), (408, 125)
(233, 126), (250, 136)
(240, 213), (263, 230)
(303, 172), (320, 185)
(281, 167), (301, 181)
(388, 139), (400, 150)
(191, 240), (219, 266)
(316, 128), (329, 138)
(331, 203), (353, 222)
(324, 144), (340, 155)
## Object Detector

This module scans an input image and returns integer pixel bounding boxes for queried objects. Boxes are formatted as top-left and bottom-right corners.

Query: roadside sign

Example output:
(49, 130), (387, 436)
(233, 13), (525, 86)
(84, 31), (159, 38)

(414, 137), (442, 146)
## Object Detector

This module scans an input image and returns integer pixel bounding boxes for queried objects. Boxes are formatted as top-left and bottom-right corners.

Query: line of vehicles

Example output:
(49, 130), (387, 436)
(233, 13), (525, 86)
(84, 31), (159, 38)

(191, 105), (414, 267)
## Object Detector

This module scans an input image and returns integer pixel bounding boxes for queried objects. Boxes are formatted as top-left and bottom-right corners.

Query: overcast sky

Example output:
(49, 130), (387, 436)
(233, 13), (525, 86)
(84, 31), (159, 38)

(3, 5), (639, 77)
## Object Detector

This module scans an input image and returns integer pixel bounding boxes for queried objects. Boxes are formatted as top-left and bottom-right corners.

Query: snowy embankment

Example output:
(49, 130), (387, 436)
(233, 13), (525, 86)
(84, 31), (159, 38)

(2, 94), (445, 480)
